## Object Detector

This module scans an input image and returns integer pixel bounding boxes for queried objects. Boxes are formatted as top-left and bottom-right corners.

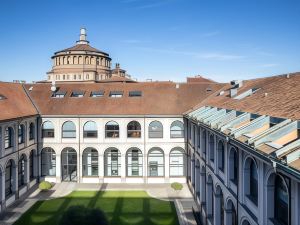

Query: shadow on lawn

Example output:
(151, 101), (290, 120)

(13, 190), (179, 225)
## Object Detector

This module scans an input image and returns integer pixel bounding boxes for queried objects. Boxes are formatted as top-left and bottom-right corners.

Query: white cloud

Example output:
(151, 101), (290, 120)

(261, 63), (279, 68)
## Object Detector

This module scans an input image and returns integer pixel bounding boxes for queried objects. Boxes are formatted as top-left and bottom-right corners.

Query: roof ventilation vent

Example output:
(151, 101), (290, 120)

(230, 80), (243, 97)
(287, 73), (290, 78)
(264, 92), (268, 97)
(51, 81), (57, 92)
(176, 83), (180, 89)
(219, 90), (225, 96)
(29, 86), (33, 91)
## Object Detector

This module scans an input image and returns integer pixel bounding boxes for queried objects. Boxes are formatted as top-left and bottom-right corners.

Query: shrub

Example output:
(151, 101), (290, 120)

(59, 205), (108, 225)
(171, 182), (183, 191)
(39, 181), (52, 191)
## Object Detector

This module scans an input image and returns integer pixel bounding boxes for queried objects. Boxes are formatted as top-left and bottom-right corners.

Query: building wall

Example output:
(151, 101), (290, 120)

(39, 116), (186, 184)
(0, 116), (38, 213)
(185, 118), (300, 225)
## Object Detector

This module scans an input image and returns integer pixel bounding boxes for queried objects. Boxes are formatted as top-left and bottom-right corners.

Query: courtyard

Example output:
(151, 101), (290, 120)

(13, 190), (179, 225)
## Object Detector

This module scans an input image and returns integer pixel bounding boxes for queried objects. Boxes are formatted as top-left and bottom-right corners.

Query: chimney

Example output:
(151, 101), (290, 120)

(230, 80), (243, 97)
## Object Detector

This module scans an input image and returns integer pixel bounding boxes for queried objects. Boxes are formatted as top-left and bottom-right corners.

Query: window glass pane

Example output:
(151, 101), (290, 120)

(148, 149), (164, 176)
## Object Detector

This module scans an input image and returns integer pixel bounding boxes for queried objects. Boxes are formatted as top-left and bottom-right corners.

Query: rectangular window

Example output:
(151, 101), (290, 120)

(90, 90), (104, 97)
(129, 91), (142, 97)
(71, 91), (85, 98)
(109, 91), (123, 98)
(52, 91), (66, 98)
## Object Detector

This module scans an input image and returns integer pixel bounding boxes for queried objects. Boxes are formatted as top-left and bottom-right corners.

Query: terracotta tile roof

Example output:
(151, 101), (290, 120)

(55, 44), (109, 56)
(189, 72), (300, 120)
(0, 82), (38, 121)
(97, 76), (137, 83)
(187, 76), (216, 83)
(25, 82), (225, 116)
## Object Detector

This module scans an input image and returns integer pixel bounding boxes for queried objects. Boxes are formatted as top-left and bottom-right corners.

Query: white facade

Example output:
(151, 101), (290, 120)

(39, 116), (186, 184)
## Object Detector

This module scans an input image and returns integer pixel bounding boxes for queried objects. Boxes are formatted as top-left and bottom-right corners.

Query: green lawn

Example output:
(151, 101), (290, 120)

(14, 191), (179, 225)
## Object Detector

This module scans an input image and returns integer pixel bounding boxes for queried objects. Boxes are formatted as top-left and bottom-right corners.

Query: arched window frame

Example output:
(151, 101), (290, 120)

(5, 127), (14, 149)
(62, 121), (76, 138)
(209, 135), (215, 162)
(148, 121), (163, 138)
(18, 124), (25, 144)
(274, 175), (289, 225)
(104, 148), (121, 176)
(148, 148), (164, 177)
(18, 154), (26, 187)
(169, 148), (185, 177)
(5, 159), (14, 198)
(29, 122), (35, 140)
(82, 148), (98, 176)
(83, 121), (98, 138)
(229, 147), (238, 184)
(127, 121), (141, 138)
(126, 148), (143, 176)
(42, 121), (54, 138)
(217, 140), (225, 172)
(105, 121), (119, 138)
(41, 148), (56, 176)
(170, 120), (184, 138)
(29, 150), (35, 180)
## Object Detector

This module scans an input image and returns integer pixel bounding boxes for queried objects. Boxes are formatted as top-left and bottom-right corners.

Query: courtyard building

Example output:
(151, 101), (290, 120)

(0, 29), (299, 225)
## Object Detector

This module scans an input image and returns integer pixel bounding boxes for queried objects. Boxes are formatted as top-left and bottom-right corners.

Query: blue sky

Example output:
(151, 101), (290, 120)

(0, 0), (299, 83)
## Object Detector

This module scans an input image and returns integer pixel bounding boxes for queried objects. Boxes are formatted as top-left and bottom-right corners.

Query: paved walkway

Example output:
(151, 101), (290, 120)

(0, 183), (197, 225)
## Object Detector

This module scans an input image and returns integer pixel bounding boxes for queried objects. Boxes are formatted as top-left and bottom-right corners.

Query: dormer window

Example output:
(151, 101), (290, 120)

(109, 91), (123, 98)
(129, 91), (142, 97)
(52, 91), (66, 98)
(90, 90), (104, 97)
(71, 90), (84, 98)
(0, 94), (6, 100)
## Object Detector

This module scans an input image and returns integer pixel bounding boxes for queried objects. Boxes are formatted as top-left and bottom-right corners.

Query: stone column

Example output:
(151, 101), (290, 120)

(121, 153), (126, 182)
(99, 153), (104, 182)
(56, 154), (61, 183)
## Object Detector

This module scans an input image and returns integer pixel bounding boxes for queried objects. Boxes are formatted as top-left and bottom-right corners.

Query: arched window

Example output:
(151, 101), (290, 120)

(226, 199), (237, 225)
(42, 121), (54, 138)
(126, 148), (143, 176)
(216, 186), (225, 225)
(5, 127), (14, 149)
(229, 148), (238, 184)
(82, 148), (98, 176)
(105, 121), (119, 138)
(41, 148), (56, 176)
(18, 124), (25, 144)
(83, 121), (98, 138)
(209, 135), (214, 162)
(104, 148), (121, 176)
(250, 160), (258, 204)
(274, 175), (289, 225)
(202, 130), (207, 153)
(169, 148), (185, 176)
(29, 122), (35, 140)
(148, 121), (163, 138)
(127, 121), (141, 138)
(29, 150), (34, 180)
(148, 148), (164, 176)
(206, 175), (214, 218)
(18, 154), (26, 187)
(244, 158), (258, 205)
(218, 141), (225, 171)
(170, 120), (184, 138)
(5, 159), (14, 198)
(61, 148), (77, 181)
(62, 121), (76, 138)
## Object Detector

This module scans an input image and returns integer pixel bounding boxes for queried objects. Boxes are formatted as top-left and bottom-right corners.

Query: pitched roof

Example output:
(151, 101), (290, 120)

(25, 82), (225, 116)
(188, 72), (300, 120)
(0, 82), (38, 121)
(55, 44), (109, 56)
